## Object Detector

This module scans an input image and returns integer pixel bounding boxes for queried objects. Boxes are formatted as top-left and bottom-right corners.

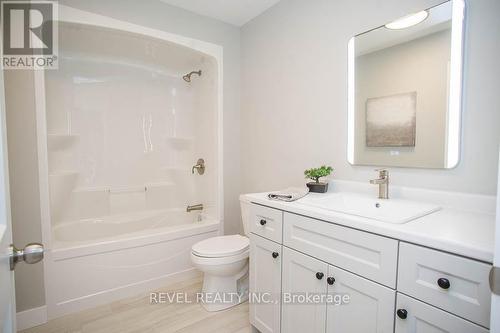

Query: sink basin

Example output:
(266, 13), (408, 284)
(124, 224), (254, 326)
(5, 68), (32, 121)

(297, 193), (441, 224)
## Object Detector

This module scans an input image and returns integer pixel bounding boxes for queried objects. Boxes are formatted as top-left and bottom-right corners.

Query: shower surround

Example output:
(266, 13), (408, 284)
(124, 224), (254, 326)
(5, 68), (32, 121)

(34, 6), (223, 318)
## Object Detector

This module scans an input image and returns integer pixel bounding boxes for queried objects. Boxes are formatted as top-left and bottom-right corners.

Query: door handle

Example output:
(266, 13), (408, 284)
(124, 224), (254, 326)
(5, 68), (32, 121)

(491, 266), (500, 295)
(9, 243), (44, 271)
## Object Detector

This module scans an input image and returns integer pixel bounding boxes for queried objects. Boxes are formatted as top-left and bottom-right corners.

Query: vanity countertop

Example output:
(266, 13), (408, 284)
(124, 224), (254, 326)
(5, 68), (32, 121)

(245, 185), (496, 263)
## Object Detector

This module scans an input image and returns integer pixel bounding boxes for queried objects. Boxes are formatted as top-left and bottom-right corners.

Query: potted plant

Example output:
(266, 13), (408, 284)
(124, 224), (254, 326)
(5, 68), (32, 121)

(304, 165), (333, 193)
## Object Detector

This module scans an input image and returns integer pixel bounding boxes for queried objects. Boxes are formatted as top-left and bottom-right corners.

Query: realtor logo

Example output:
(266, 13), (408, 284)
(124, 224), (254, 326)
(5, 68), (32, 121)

(1, 1), (58, 69)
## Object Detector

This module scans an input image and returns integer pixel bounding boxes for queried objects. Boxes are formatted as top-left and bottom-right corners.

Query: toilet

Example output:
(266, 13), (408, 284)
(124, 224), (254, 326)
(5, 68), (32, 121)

(191, 195), (251, 312)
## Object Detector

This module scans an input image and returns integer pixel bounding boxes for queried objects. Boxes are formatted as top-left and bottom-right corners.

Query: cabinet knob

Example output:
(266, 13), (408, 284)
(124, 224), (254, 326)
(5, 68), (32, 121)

(316, 272), (324, 280)
(437, 278), (450, 289)
(260, 219), (267, 226)
(272, 252), (279, 258)
(396, 309), (408, 320)
(327, 277), (336, 285)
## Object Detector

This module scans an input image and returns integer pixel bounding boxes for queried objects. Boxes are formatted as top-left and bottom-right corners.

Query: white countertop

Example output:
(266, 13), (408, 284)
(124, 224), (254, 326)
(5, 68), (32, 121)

(245, 181), (496, 263)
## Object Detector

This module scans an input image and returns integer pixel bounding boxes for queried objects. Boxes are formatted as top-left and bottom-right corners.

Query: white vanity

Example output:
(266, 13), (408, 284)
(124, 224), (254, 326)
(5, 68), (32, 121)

(245, 181), (495, 333)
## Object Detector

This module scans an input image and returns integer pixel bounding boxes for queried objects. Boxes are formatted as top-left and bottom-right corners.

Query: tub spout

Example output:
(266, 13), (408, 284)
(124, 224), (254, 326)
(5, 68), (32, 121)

(187, 204), (203, 212)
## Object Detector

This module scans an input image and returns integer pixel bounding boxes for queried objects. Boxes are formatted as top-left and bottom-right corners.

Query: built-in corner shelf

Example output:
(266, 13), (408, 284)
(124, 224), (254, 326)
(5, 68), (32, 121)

(47, 134), (79, 150)
(48, 171), (79, 183)
(166, 136), (194, 150)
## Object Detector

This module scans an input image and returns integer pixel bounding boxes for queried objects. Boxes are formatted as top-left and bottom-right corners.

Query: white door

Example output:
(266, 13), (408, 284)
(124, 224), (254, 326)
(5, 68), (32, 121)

(326, 265), (395, 333)
(249, 234), (282, 333)
(0, 63), (16, 333)
(491, 149), (500, 332)
(281, 247), (328, 333)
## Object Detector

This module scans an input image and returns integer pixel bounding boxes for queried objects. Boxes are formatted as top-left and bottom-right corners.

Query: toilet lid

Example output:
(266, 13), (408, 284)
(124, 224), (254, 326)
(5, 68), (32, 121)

(192, 235), (249, 258)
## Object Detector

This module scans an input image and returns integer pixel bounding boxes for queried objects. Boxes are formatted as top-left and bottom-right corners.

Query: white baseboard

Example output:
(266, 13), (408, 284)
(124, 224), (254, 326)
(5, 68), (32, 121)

(16, 305), (47, 331)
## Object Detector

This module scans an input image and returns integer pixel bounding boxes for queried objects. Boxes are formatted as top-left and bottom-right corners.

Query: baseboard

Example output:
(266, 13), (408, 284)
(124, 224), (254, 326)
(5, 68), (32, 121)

(16, 305), (47, 331)
(49, 268), (201, 319)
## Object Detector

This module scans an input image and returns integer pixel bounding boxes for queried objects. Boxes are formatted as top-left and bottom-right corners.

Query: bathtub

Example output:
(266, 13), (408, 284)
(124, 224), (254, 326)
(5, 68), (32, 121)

(46, 210), (219, 318)
(53, 209), (208, 243)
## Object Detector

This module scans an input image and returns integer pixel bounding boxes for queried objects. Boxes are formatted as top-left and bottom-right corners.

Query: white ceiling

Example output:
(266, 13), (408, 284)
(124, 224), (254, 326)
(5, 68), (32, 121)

(158, 0), (281, 26)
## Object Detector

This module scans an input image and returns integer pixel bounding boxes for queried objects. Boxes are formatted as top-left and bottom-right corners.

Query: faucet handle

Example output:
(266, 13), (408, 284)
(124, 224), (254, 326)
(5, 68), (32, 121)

(375, 169), (389, 177)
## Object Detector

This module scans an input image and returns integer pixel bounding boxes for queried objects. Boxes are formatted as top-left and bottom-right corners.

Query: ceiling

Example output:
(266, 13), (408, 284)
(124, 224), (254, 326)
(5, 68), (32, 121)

(158, 0), (281, 26)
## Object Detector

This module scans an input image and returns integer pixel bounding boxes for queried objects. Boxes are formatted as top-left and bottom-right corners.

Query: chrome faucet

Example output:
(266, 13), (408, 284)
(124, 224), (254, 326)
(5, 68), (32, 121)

(186, 204), (203, 212)
(370, 169), (389, 199)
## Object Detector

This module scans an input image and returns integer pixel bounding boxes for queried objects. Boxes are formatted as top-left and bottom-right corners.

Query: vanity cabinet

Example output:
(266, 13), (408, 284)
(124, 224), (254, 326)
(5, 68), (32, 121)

(248, 203), (492, 333)
(249, 233), (282, 333)
(281, 247), (328, 333)
(326, 264), (395, 333)
(281, 247), (395, 333)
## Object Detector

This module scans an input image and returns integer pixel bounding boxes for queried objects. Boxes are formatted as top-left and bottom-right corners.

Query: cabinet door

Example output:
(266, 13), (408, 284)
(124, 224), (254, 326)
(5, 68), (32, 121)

(326, 265), (395, 333)
(249, 234), (282, 333)
(395, 293), (488, 333)
(281, 247), (328, 333)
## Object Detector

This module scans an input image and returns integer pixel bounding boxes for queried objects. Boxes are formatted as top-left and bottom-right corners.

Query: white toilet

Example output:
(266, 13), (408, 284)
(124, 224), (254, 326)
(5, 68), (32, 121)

(191, 195), (251, 311)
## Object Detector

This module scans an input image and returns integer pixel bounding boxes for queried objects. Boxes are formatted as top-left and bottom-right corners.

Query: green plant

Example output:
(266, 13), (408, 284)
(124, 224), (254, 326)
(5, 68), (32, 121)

(304, 165), (333, 183)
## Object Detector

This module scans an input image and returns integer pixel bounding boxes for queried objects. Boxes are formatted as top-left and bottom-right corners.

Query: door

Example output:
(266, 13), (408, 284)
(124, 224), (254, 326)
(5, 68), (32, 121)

(249, 234), (282, 333)
(491, 149), (500, 332)
(281, 247), (328, 333)
(395, 293), (488, 333)
(0, 62), (16, 333)
(326, 265), (395, 333)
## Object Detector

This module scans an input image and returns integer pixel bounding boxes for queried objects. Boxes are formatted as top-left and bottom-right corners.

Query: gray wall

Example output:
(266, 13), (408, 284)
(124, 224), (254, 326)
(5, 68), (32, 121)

(241, 0), (500, 195)
(4, 70), (46, 312)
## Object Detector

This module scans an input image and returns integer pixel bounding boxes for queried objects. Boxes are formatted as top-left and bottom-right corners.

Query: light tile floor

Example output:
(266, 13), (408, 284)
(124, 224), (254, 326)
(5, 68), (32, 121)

(20, 277), (252, 333)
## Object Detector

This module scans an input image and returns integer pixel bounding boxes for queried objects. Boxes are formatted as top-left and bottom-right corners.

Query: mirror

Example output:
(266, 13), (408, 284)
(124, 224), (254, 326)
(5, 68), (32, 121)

(347, 0), (465, 169)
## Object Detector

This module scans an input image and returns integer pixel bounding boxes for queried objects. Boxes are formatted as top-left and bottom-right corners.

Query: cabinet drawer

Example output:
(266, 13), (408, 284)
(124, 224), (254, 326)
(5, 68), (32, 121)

(250, 204), (283, 243)
(395, 293), (488, 333)
(398, 242), (491, 327)
(283, 212), (398, 288)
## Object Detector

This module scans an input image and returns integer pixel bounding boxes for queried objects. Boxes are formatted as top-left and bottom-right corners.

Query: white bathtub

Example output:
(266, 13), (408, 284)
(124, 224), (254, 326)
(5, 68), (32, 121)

(46, 210), (219, 318)
(53, 209), (206, 243)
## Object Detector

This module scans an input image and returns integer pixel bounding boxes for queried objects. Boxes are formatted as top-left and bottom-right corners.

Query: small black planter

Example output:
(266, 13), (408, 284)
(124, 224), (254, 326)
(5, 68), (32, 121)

(306, 182), (329, 193)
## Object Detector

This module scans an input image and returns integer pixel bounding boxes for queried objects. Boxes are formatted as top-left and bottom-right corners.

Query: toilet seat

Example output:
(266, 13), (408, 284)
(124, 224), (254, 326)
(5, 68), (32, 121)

(192, 235), (249, 258)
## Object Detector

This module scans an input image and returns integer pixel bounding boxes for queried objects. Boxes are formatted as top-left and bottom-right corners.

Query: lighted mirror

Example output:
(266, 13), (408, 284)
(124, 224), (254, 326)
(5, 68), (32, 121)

(347, 0), (465, 168)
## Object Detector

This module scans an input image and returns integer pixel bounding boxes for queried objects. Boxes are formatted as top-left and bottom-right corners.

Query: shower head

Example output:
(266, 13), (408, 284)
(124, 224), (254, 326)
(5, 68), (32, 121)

(182, 70), (202, 82)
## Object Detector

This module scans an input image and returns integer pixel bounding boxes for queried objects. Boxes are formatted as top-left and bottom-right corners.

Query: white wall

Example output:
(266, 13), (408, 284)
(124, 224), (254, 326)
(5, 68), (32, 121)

(241, 0), (500, 195)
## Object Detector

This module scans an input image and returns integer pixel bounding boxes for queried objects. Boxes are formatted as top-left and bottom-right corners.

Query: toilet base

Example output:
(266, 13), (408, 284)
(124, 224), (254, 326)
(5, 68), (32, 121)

(199, 263), (249, 312)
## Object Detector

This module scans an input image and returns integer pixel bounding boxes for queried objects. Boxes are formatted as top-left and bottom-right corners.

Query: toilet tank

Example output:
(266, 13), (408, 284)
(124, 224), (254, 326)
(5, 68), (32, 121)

(239, 194), (252, 236)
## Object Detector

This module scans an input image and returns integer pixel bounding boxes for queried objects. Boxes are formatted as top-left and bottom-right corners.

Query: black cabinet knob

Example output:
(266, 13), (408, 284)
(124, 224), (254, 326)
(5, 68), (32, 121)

(437, 278), (450, 289)
(397, 309), (408, 320)
(272, 252), (279, 258)
(260, 219), (267, 226)
(327, 277), (336, 285)
(316, 272), (324, 280)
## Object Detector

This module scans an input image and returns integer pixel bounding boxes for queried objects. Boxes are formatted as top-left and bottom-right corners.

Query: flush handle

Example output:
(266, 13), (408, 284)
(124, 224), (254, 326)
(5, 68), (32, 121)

(9, 243), (44, 271)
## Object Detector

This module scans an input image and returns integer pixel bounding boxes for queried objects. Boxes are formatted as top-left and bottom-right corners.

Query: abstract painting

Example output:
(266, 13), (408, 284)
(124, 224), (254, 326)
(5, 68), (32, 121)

(366, 92), (416, 147)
